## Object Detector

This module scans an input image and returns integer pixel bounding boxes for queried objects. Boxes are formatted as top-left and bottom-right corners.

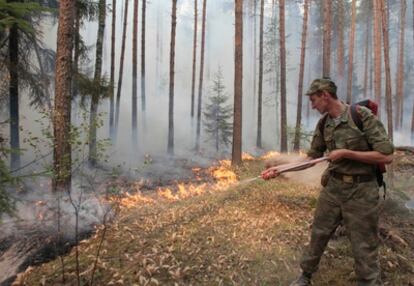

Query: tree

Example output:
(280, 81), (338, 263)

(336, 0), (344, 79)
(190, 0), (197, 118)
(88, 0), (106, 166)
(53, 0), (75, 192)
(256, 0), (264, 149)
(346, 0), (356, 104)
(195, 0), (207, 151)
(115, 0), (129, 134)
(232, 0), (242, 166)
(293, 0), (310, 152)
(1, 1), (50, 170)
(322, 0), (331, 77)
(141, 0), (146, 112)
(167, 0), (178, 155)
(379, 0), (393, 141)
(373, 0), (382, 117)
(279, 0), (287, 152)
(132, 0), (139, 146)
(109, 0), (116, 139)
(395, 0), (406, 130)
(203, 68), (233, 152)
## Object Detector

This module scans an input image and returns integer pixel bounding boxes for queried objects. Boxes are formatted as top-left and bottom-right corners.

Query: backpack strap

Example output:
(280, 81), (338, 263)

(350, 103), (363, 131)
(318, 113), (329, 137)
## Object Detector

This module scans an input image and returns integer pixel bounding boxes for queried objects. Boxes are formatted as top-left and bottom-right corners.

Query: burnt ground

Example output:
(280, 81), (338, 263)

(5, 151), (414, 285)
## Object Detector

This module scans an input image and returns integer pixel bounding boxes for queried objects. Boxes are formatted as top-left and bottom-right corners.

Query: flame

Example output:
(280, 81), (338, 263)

(242, 152), (255, 161)
(158, 188), (179, 201)
(261, 151), (281, 160)
(118, 192), (154, 208)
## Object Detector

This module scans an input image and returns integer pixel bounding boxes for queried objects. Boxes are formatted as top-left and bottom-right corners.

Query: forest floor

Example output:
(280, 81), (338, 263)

(16, 151), (414, 286)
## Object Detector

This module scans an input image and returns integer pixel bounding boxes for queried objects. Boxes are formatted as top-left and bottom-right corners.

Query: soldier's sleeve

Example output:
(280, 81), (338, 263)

(306, 117), (327, 158)
(359, 106), (394, 155)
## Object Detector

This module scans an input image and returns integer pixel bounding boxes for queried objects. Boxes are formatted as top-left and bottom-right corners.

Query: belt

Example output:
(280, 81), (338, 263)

(330, 171), (375, 184)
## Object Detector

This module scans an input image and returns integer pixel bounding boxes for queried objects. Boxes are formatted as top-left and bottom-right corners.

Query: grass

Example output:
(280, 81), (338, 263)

(18, 157), (414, 285)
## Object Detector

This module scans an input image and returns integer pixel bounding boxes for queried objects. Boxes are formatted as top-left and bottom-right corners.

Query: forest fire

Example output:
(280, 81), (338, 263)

(261, 151), (281, 160)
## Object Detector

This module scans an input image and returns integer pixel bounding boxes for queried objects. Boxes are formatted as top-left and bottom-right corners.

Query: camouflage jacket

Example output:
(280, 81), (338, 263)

(307, 105), (394, 176)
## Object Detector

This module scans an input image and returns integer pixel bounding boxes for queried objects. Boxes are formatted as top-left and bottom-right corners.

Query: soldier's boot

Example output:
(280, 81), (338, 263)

(289, 272), (312, 286)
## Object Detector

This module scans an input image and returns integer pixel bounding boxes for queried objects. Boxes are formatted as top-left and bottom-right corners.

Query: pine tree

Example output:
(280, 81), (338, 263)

(53, 0), (75, 192)
(232, 0), (243, 165)
(203, 68), (233, 152)
(168, 0), (178, 155)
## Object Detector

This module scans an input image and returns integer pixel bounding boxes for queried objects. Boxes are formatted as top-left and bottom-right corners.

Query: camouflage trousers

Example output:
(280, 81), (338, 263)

(300, 175), (382, 286)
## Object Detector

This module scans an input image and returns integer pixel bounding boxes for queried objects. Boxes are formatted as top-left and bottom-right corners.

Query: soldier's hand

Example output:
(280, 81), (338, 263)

(261, 167), (280, 180)
(328, 149), (349, 162)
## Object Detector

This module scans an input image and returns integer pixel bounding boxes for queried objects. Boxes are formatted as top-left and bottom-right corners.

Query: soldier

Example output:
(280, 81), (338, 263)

(262, 78), (394, 286)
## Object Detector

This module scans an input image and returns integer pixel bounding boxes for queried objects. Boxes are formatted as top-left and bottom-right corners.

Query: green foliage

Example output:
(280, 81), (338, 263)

(287, 125), (313, 150)
(203, 67), (233, 152)
(0, 136), (15, 218)
(0, 1), (46, 34)
(77, 72), (111, 107)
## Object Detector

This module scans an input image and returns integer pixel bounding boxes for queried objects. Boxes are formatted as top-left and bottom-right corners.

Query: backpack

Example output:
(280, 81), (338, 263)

(319, 99), (386, 192)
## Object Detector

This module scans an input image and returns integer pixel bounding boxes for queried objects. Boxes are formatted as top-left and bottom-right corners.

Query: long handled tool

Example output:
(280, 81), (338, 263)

(239, 156), (329, 185)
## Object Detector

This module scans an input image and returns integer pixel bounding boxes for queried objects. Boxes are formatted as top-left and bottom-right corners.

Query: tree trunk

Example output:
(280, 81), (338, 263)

(373, 0), (382, 117)
(346, 0), (356, 104)
(279, 0), (287, 152)
(412, 0), (414, 143)
(132, 0), (139, 146)
(168, 0), (178, 155)
(253, 0), (257, 110)
(53, 0), (75, 192)
(232, 0), (243, 166)
(256, 0), (264, 149)
(109, 0), (116, 140)
(8, 23), (20, 170)
(395, 0), (406, 130)
(293, 0), (309, 152)
(379, 0), (393, 141)
(72, 4), (81, 98)
(89, 0), (106, 166)
(115, 0), (129, 134)
(363, 10), (371, 98)
(141, 0), (146, 112)
(190, 0), (197, 118)
(336, 0), (344, 78)
(322, 0), (331, 77)
(195, 0), (207, 151)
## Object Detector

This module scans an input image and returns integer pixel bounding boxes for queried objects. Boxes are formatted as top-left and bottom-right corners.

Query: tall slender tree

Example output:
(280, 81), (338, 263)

(336, 0), (344, 79)
(293, 0), (310, 151)
(115, 0), (129, 133)
(373, 0), (382, 117)
(53, 0), (75, 192)
(395, 0), (406, 130)
(109, 0), (116, 140)
(141, 0), (147, 112)
(363, 5), (371, 98)
(379, 0), (393, 141)
(232, 0), (243, 166)
(132, 0), (139, 146)
(168, 0), (178, 154)
(195, 0), (207, 151)
(412, 0), (414, 143)
(190, 0), (198, 118)
(346, 0), (356, 104)
(256, 0), (264, 149)
(88, 0), (106, 166)
(8, 20), (20, 170)
(322, 0), (331, 77)
(279, 0), (287, 152)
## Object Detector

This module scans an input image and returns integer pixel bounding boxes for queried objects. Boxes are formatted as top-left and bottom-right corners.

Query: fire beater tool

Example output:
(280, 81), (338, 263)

(238, 156), (329, 185)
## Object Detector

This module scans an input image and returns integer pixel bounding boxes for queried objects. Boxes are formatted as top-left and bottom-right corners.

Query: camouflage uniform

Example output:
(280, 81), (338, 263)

(300, 79), (394, 286)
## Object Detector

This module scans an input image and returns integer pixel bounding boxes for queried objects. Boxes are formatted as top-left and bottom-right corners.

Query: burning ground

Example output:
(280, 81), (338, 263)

(8, 151), (414, 285)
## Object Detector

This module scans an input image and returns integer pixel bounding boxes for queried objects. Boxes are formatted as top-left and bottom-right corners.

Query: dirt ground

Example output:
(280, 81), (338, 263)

(14, 151), (414, 285)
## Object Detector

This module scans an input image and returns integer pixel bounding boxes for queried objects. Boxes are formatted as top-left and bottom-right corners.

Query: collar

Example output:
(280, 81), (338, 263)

(326, 104), (349, 127)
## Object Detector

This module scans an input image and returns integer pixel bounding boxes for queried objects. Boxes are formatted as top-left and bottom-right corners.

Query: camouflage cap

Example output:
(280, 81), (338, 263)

(305, 78), (337, 96)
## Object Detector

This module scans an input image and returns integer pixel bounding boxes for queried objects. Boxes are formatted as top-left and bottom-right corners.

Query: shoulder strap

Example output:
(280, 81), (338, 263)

(318, 113), (329, 137)
(350, 104), (363, 131)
